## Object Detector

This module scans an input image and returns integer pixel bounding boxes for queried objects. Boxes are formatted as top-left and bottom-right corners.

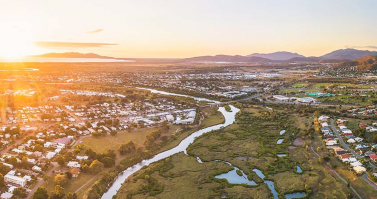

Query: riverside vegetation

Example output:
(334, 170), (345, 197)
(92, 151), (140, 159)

(114, 103), (353, 199)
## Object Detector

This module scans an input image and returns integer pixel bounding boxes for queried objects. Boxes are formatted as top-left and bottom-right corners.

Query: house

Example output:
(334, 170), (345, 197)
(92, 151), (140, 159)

(165, 115), (174, 122)
(4, 171), (27, 187)
(318, 115), (329, 122)
(341, 129), (353, 134)
(1, 163), (14, 169)
(32, 166), (42, 172)
(1, 192), (13, 199)
(347, 139), (355, 144)
(69, 167), (80, 178)
(67, 161), (81, 168)
(339, 154), (352, 162)
(325, 139), (337, 146)
(45, 152), (56, 159)
(370, 154), (377, 163)
(333, 147), (347, 156)
(353, 166), (366, 174)
(350, 161), (363, 167)
(76, 156), (88, 160)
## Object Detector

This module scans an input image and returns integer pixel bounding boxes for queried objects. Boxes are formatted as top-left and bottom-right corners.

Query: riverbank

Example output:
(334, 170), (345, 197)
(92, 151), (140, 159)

(101, 104), (238, 198)
(115, 104), (353, 198)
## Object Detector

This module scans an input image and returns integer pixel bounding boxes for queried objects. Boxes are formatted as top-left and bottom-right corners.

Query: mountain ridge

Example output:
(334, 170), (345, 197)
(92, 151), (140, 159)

(335, 55), (377, 71)
(248, 51), (305, 60)
(28, 52), (117, 59)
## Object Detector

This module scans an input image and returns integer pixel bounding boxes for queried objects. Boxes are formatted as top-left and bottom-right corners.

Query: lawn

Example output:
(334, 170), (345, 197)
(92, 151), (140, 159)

(280, 88), (320, 94)
(292, 83), (306, 88)
(82, 125), (180, 153)
(43, 172), (103, 198)
(313, 83), (331, 88)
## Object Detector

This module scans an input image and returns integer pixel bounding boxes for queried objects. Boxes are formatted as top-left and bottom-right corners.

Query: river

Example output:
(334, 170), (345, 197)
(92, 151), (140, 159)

(101, 88), (239, 198)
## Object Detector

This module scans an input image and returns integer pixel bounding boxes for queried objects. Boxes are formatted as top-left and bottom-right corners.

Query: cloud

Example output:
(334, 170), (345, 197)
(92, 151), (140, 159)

(87, 29), (103, 34)
(345, 45), (377, 50)
(35, 41), (116, 48)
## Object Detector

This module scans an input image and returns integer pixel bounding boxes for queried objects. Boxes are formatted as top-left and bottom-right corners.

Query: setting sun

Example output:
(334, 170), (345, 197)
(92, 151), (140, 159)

(0, 26), (35, 60)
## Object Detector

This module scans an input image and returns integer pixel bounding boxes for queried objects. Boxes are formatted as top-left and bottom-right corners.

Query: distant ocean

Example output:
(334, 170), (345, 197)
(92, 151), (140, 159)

(0, 58), (134, 63)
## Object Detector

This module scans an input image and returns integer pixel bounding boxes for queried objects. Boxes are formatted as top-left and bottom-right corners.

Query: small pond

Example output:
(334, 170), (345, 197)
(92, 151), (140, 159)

(196, 157), (203, 163)
(277, 139), (284, 144)
(277, 154), (287, 157)
(215, 166), (257, 185)
(280, 130), (286, 135)
(285, 192), (306, 199)
(296, 164), (303, 173)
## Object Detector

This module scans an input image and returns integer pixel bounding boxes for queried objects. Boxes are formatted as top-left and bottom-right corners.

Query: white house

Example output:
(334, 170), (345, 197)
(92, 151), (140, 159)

(67, 161), (81, 168)
(353, 166), (366, 174)
(4, 171), (27, 187)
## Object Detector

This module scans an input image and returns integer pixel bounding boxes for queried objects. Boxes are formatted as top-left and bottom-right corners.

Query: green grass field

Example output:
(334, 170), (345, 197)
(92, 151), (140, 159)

(82, 125), (180, 153)
(292, 83), (306, 88)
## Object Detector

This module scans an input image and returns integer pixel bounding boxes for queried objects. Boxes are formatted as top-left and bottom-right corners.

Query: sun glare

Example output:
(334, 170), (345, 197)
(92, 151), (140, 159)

(0, 26), (35, 60)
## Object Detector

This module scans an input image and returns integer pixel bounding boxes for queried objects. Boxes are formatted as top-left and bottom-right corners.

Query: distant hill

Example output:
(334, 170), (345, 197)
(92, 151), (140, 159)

(29, 52), (116, 59)
(284, 57), (320, 63)
(320, 49), (377, 60)
(335, 55), (377, 71)
(248, 51), (305, 60)
(182, 55), (274, 63)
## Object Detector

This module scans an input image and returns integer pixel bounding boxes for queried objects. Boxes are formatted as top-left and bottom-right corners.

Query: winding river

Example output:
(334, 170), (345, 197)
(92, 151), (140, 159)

(102, 88), (239, 198)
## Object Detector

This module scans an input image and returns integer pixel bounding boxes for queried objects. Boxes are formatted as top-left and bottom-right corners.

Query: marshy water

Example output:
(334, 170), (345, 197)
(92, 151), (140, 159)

(277, 138), (284, 144)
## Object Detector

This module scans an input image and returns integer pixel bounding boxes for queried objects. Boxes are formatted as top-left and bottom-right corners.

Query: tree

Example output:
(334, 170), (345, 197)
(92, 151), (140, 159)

(51, 185), (65, 199)
(92, 131), (101, 137)
(118, 141), (136, 155)
(54, 174), (68, 186)
(56, 157), (65, 167)
(81, 164), (90, 173)
(0, 173), (4, 188)
(32, 186), (49, 199)
(64, 192), (77, 199)
(110, 130), (117, 136)
(8, 156), (18, 167)
(0, 163), (11, 175)
(34, 144), (43, 152)
(89, 160), (104, 173)
(65, 171), (72, 180)
(373, 134), (377, 143)
(101, 157), (115, 168)
(13, 187), (28, 198)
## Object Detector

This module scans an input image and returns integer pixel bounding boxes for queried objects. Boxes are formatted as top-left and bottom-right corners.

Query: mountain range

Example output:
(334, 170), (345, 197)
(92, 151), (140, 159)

(335, 55), (377, 71)
(248, 51), (305, 60)
(28, 48), (377, 64)
(182, 49), (377, 63)
(28, 52), (115, 59)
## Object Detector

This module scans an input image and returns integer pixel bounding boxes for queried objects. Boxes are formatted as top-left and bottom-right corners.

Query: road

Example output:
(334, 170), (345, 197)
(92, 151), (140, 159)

(330, 119), (377, 190)
(329, 119), (361, 158)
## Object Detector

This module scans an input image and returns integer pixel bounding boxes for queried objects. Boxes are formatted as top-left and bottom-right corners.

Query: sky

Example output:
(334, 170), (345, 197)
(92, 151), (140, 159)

(0, 0), (377, 59)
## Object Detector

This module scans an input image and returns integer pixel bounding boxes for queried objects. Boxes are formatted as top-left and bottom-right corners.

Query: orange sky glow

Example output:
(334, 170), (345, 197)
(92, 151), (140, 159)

(0, 0), (377, 59)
